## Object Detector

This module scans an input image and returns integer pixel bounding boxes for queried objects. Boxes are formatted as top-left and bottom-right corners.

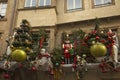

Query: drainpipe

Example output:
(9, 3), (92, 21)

(8, 0), (17, 37)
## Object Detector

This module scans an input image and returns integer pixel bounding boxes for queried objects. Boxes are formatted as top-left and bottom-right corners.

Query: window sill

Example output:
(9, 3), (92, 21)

(93, 4), (115, 8)
(18, 6), (56, 11)
(65, 8), (83, 13)
(0, 18), (7, 21)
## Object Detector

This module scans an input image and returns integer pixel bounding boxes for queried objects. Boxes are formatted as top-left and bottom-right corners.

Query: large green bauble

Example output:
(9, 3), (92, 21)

(11, 49), (27, 62)
(90, 42), (107, 57)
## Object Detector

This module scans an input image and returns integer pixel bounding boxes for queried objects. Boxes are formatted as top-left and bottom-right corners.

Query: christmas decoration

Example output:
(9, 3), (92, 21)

(99, 59), (119, 73)
(37, 48), (53, 71)
(90, 42), (107, 57)
(51, 48), (63, 80)
(11, 49), (27, 62)
(51, 48), (63, 67)
(83, 18), (120, 73)
(3, 72), (10, 79)
(62, 34), (73, 64)
(76, 54), (88, 79)
(0, 19), (53, 79)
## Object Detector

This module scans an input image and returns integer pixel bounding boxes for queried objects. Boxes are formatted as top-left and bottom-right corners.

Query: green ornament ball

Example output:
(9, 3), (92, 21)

(11, 49), (27, 62)
(90, 42), (107, 57)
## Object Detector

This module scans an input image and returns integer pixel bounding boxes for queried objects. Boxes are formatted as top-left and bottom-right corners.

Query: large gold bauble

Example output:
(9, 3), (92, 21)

(90, 42), (107, 57)
(11, 49), (27, 62)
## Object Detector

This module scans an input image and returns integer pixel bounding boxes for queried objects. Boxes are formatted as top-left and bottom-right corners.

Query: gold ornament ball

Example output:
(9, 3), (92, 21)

(11, 49), (27, 62)
(90, 42), (107, 57)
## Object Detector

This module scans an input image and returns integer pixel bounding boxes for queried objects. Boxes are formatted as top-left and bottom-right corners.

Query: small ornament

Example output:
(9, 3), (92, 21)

(84, 37), (89, 41)
(82, 42), (87, 46)
(11, 49), (27, 62)
(55, 62), (59, 66)
(61, 61), (65, 65)
(31, 66), (37, 71)
(95, 36), (99, 40)
(50, 69), (54, 75)
(92, 41), (95, 45)
(3, 73), (10, 79)
(100, 39), (106, 43)
(108, 36), (112, 40)
(4, 61), (11, 69)
(92, 30), (97, 34)
(25, 47), (31, 52)
(90, 42), (107, 57)
(72, 64), (76, 68)
(19, 63), (24, 68)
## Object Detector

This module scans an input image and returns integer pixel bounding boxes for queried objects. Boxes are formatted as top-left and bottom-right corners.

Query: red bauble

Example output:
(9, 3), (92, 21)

(96, 36), (100, 40)
(108, 36), (112, 40)
(3, 73), (10, 79)
(72, 64), (76, 68)
(84, 37), (89, 41)
(19, 63), (24, 68)
(61, 61), (65, 65)
(92, 30), (97, 34)
(100, 39), (106, 43)
(112, 40), (115, 43)
(31, 66), (37, 71)
(82, 42), (87, 46)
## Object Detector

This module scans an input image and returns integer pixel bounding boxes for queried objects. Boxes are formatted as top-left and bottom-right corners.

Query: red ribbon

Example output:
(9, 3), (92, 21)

(38, 54), (50, 59)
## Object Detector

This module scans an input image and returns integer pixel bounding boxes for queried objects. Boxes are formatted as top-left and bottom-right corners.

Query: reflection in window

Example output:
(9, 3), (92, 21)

(25, 0), (36, 7)
(67, 0), (82, 11)
(25, 0), (51, 7)
(39, 0), (51, 6)
(94, 0), (112, 6)
(0, 2), (7, 18)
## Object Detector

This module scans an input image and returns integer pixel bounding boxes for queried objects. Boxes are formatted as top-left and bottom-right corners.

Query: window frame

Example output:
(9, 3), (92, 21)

(65, 0), (84, 12)
(92, 0), (115, 8)
(0, 1), (7, 19)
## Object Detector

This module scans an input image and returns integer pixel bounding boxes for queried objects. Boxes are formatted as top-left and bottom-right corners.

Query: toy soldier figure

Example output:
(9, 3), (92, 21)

(62, 34), (73, 64)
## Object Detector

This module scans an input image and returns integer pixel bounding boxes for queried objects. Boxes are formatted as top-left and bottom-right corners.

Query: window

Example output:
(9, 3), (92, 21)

(25, 0), (51, 7)
(39, 0), (51, 6)
(67, 0), (82, 11)
(0, 2), (7, 18)
(25, 0), (36, 7)
(94, 0), (113, 6)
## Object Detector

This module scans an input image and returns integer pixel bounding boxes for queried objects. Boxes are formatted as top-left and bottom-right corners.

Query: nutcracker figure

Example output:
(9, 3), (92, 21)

(62, 34), (73, 64)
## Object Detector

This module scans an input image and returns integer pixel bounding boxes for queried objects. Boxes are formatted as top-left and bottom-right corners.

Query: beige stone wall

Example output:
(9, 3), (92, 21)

(16, 8), (57, 27)
(56, 0), (120, 24)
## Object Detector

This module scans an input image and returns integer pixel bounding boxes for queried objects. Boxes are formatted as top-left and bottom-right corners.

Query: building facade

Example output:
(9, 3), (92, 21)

(0, 0), (120, 80)
(0, 0), (120, 53)
(0, 0), (17, 55)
